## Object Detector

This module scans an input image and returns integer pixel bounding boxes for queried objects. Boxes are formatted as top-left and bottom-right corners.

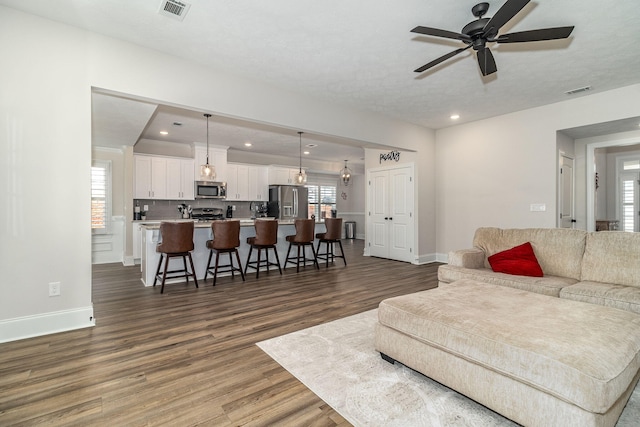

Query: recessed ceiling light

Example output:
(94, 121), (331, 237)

(450, 114), (460, 120)
(160, 131), (168, 135)
(244, 142), (252, 147)
(304, 151), (310, 155)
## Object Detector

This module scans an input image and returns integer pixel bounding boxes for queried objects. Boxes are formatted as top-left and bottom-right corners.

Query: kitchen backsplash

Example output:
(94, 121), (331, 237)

(134, 199), (266, 220)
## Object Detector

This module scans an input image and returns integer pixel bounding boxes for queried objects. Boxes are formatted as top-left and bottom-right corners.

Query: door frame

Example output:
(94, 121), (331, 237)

(586, 136), (640, 231)
(558, 152), (575, 228)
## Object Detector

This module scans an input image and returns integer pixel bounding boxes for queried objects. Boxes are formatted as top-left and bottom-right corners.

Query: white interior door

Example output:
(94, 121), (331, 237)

(368, 171), (388, 258)
(367, 165), (414, 263)
(559, 154), (575, 228)
(388, 168), (414, 262)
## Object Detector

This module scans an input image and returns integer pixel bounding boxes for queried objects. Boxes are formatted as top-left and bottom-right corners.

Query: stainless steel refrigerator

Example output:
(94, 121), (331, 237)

(267, 185), (308, 220)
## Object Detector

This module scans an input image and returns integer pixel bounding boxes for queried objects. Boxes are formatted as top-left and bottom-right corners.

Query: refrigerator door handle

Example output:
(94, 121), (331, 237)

(293, 188), (298, 217)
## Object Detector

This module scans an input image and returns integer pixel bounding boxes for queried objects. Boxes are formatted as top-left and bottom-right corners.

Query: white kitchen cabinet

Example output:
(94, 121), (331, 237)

(268, 166), (304, 185)
(194, 146), (227, 182)
(134, 155), (167, 199)
(248, 165), (269, 201)
(166, 158), (194, 200)
(226, 163), (249, 201)
(227, 163), (269, 201)
(134, 154), (192, 200)
(133, 222), (143, 261)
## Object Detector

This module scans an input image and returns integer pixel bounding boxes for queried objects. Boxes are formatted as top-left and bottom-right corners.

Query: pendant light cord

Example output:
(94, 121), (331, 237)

(298, 131), (303, 173)
(204, 113), (212, 163)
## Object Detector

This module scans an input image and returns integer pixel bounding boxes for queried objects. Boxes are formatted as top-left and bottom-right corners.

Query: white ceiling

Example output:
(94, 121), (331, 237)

(5, 0), (640, 162)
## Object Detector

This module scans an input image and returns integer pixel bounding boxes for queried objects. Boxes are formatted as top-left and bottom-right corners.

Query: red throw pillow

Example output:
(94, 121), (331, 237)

(487, 242), (543, 277)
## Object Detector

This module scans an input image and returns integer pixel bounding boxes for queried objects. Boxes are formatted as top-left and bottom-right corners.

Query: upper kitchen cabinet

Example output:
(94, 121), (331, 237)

(248, 165), (269, 201)
(166, 157), (195, 200)
(269, 166), (305, 185)
(226, 163), (269, 201)
(194, 146), (227, 182)
(134, 155), (166, 199)
(134, 154), (193, 200)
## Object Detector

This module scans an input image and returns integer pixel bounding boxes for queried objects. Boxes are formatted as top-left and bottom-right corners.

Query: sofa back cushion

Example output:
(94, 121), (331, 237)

(582, 231), (640, 288)
(473, 227), (587, 280)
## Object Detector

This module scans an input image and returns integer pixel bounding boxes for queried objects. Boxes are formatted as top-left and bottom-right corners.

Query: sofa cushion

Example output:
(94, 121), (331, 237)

(473, 227), (586, 281)
(488, 242), (543, 277)
(581, 231), (640, 289)
(561, 281), (640, 315)
(438, 264), (576, 297)
(377, 279), (640, 414)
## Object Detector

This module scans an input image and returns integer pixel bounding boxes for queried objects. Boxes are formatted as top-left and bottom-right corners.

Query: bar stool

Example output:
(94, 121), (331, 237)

(245, 219), (282, 278)
(285, 218), (320, 272)
(204, 220), (245, 286)
(315, 218), (347, 267)
(153, 221), (198, 294)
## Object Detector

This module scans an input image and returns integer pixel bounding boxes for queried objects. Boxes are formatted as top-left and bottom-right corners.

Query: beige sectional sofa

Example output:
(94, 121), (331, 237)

(438, 227), (640, 314)
(374, 227), (640, 426)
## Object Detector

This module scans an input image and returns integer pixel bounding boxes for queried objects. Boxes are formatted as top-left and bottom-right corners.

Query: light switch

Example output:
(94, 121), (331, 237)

(530, 203), (546, 212)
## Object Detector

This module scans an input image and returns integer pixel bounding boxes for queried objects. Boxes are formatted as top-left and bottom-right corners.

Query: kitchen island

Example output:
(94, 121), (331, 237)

(139, 219), (328, 286)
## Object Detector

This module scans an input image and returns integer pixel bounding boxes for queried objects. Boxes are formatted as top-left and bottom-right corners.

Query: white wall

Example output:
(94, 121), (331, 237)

(436, 84), (640, 255)
(0, 6), (435, 341)
(0, 9), (94, 341)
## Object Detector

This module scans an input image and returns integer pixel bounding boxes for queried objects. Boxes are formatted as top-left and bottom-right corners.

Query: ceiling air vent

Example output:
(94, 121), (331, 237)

(565, 86), (591, 96)
(158, 0), (191, 21)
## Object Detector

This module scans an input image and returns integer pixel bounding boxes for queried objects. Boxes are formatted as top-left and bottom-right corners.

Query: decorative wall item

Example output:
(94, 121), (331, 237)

(380, 150), (400, 163)
(341, 191), (347, 200)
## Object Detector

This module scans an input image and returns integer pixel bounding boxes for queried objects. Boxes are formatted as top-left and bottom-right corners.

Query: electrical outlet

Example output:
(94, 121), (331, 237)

(49, 282), (61, 297)
(232, 205), (236, 211)
(143, 205), (149, 211)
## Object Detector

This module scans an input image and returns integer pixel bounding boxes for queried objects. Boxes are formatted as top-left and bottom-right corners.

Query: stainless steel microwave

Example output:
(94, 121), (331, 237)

(194, 181), (227, 199)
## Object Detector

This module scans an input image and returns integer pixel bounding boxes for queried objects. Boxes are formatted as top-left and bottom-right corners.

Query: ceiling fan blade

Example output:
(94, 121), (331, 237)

(411, 26), (471, 42)
(477, 47), (497, 76)
(483, 0), (530, 36)
(496, 26), (575, 43)
(414, 45), (472, 73)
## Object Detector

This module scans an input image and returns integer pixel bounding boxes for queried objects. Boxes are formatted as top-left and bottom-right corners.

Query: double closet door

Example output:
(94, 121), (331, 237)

(367, 164), (415, 263)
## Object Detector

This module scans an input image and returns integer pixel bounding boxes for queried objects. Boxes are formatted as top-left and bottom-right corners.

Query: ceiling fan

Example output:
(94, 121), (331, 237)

(411, 0), (574, 76)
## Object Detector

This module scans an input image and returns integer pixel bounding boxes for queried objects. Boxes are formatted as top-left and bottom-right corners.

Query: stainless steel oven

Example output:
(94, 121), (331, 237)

(194, 181), (227, 199)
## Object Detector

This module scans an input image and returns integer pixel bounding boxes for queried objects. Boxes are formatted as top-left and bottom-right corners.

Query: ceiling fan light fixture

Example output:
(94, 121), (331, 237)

(296, 131), (307, 184)
(200, 113), (216, 180)
(341, 160), (352, 186)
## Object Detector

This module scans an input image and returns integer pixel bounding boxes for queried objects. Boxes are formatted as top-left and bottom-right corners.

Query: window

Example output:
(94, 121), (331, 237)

(306, 175), (338, 220)
(91, 160), (111, 234)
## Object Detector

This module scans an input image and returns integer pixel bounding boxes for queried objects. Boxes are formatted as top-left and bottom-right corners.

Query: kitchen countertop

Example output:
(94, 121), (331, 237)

(137, 218), (321, 229)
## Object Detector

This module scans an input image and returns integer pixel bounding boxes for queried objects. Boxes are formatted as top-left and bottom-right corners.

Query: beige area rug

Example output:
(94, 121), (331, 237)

(257, 309), (640, 427)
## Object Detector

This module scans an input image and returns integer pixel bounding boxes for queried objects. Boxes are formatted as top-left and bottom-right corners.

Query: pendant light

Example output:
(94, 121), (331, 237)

(295, 131), (307, 184)
(200, 113), (216, 180)
(341, 160), (352, 186)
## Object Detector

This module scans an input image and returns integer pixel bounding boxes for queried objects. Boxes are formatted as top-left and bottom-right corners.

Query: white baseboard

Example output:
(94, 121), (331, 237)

(122, 256), (136, 266)
(435, 253), (449, 263)
(414, 253), (439, 265)
(0, 306), (95, 343)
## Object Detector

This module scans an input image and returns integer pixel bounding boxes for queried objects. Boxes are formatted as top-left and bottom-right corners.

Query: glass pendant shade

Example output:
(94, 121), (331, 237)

(296, 131), (307, 184)
(200, 113), (216, 180)
(341, 160), (352, 186)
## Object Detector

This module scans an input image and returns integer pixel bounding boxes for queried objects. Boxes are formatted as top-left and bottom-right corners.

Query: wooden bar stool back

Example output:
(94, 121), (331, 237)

(204, 220), (245, 286)
(245, 219), (282, 278)
(153, 221), (199, 294)
(315, 218), (347, 267)
(285, 218), (319, 272)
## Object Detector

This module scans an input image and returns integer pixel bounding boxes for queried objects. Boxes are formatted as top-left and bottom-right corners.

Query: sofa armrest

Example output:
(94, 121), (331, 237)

(448, 248), (485, 269)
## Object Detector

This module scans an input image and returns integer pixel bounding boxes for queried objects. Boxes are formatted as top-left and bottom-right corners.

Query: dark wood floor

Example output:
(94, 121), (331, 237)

(0, 240), (440, 426)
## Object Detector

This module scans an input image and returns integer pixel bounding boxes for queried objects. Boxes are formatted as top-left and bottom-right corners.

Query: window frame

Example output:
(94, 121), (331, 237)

(91, 159), (112, 234)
